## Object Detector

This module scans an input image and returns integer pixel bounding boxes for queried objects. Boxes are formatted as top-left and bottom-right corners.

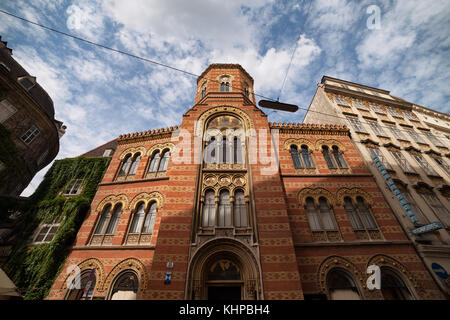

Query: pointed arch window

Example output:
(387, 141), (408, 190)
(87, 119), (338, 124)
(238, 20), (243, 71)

(94, 204), (112, 235)
(202, 190), (216, 227)
(234, 190), (247, 227)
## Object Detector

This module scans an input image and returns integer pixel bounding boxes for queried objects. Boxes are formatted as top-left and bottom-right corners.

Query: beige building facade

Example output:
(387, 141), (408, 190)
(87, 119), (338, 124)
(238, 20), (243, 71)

(303, 76), (450, 297)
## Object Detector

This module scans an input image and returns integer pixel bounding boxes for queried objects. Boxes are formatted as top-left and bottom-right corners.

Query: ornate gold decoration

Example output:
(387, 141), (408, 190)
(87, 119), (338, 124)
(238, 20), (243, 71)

(128, 191), (165, 210)
(204, 174), (217, 186)
(336, 188), (373, 206)
(101, 258), (148, 294)
(147, 142), (175, 157)
(96, 194), (129, 213)
(283, 138), (315, 151)
(233, 175), (245, 186)
(315, 139), (346, 152)
(119, 146), (147, 160)
(297, 188), (335, 206)
(218, 175), (232, 186)
(317, 256), (365, 295)
(60, 258), (105, 292)
(195, 106), (255, 137)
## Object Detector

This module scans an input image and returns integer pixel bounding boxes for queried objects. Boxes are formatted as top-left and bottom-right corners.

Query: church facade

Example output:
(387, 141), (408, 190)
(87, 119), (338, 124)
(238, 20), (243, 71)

(47, 64), (445, 300)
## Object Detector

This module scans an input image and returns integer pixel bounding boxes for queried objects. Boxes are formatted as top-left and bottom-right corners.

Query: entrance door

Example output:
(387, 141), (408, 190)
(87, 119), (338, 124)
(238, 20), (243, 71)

(208, 285), (241, 300)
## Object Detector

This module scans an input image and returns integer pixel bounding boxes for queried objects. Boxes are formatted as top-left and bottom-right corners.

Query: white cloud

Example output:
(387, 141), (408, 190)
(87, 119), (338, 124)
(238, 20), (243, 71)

(66, 1), (105, 41)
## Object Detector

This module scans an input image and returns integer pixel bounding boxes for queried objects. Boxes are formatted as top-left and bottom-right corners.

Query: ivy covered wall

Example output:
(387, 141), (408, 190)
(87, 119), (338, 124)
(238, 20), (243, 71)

(4, 156), (110, 300)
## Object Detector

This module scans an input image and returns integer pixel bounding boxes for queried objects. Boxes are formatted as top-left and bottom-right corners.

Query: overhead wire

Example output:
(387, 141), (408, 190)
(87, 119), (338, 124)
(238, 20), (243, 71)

(278, 0), (313, 102)
(0, 9), (449, 141)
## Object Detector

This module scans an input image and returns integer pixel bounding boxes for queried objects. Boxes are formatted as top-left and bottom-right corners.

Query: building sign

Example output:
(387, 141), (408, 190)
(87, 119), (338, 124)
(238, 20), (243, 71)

(411, 222), (443, 235)
(372, 154), (419, 224)
(431, 262), (450, 290)
(372, 154), (443, 235)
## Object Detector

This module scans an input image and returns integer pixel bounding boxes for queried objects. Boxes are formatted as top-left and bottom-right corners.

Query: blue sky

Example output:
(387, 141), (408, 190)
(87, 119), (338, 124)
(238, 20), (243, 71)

(0, 0), (449, 196)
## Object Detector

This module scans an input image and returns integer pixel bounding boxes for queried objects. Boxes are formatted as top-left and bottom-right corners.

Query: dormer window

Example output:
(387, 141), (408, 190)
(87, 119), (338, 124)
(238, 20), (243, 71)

(18, 76), (36, 91)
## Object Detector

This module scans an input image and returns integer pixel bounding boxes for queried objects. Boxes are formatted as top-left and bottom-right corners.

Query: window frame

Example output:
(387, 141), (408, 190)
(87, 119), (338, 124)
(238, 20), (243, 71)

(21, 124), (40, 144)
(32, 222), (61, 244)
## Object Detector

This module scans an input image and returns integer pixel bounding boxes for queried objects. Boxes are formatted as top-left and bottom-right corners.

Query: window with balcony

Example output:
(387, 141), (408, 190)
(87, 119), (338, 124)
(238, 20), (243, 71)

(411, 154), (438, 176)
(347, 117), (367, 133)
(367, 147), (393, 170)
(368, 122), (388, 137)
(390, 151), (416, 174)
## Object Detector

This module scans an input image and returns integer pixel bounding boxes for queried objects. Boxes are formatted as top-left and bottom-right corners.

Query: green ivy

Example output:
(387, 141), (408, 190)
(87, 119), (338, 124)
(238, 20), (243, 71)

(5, 156), (110, 300)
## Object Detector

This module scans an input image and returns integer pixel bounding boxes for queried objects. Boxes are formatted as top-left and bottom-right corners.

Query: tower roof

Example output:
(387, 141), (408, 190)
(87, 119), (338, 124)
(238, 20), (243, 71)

(197, 63), (254, 84)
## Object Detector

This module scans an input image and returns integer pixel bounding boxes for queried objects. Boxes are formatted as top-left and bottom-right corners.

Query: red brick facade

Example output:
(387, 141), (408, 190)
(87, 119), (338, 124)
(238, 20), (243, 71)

(47, 64), (445, 300)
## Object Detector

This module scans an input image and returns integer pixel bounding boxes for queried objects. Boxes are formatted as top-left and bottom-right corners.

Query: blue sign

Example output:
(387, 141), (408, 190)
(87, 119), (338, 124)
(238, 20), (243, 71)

(164, 271), (172, 285)
(371, 154), (419, 224)
(432, 263), (448, 280)
(411, 222), (443, 235)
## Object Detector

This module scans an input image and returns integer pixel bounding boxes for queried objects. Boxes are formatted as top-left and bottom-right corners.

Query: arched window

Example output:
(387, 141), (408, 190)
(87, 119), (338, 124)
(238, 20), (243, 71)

(306, 197), (321, 231)
(128, 153), (141, 176)
(142, 202), (157, 234)
(344, 197), (364, 230)
(110, 271), (139, 300)
(66, 269), (96, 300)
(319, 197), (337, 231)
(158, 150), (170, 172)
(356, 197), (377, 229)
(233, 137), (243, 164)
(220, 137), (228, 164)
(205, 137), (217, 164)
(332, 146), (348, 168)
(305, 197), (340, 241)
(129, 202), (145, 234)
(220, 82), (230, 92)
(201, 82), (207, 98)
(290, 145), (303, 168)
(327, 269), (361, 300)
(301, 145), (314, 168)
(204, 115), (244, 166)
(105, 204), (122, 235)
(148, 151), (160, 173)
(322, 146), (336, 169)
(95, 204), (112, 235)
(129, 201), (157, 235)
(234, 190), (247, 227)
(343, 197), (379, 239)
(202, 190), (216, 227)
(218, 190), (232, 226)
(381, 268), (413, 300)
(118, 154), (132, 176)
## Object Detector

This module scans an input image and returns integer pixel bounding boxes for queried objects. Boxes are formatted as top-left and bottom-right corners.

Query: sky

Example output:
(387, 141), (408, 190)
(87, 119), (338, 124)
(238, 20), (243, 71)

(0, 0), (449, 196)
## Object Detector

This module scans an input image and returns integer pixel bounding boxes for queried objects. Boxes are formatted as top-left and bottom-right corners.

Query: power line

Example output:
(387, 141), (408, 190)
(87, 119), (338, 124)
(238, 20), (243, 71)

(278, 0), (313, 101)
(0, 9), (276, 102)
(1, 9), (448, 141)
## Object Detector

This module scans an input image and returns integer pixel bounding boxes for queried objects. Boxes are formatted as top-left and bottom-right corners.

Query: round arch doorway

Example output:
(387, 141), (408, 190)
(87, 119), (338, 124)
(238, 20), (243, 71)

(206, 258), (243, 301)
(186, 239), (262, 300)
